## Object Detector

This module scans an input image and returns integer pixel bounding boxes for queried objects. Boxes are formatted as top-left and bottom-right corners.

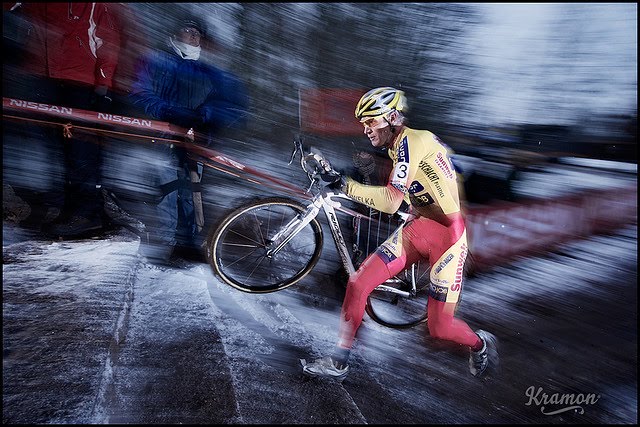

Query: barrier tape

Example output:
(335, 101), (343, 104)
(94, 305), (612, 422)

(3, 96), (306, 193)
(465, 185), (637, 273)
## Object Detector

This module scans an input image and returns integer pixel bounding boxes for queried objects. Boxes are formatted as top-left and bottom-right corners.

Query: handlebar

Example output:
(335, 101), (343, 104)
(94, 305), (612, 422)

(289, 137), (341, 193)
(289, 138), (304, 165)
(289, 137), (411, 224)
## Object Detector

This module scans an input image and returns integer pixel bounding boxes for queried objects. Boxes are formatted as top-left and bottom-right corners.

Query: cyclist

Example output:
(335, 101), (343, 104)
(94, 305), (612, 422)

(301, 87), (498, 381)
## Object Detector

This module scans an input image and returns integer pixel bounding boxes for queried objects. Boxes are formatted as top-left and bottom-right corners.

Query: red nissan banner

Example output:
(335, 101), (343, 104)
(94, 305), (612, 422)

(298, 88), (365, 136)
(2, 96), (310, 200)
(3, 97), (188, 136)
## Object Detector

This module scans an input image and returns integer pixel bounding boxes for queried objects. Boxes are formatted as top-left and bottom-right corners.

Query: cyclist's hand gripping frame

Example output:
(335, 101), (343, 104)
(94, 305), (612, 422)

(290, 138), (342, 193)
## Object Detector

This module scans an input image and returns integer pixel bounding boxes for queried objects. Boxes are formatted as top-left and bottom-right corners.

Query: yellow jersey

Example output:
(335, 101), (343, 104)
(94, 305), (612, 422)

(344, 127), (462, 217)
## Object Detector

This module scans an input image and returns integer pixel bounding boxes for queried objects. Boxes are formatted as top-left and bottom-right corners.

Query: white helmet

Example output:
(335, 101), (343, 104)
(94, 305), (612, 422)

(354, 87), (408, 122)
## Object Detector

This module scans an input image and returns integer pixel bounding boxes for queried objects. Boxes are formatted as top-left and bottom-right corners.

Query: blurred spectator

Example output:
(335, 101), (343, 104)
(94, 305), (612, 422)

(4, 2), (122, 238)
(129, 12), (248, 264)
(108, 3), (150, 116)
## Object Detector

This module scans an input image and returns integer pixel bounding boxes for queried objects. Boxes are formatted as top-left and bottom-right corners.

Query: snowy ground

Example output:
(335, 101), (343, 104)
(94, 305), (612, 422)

(2, 157), (637, 424)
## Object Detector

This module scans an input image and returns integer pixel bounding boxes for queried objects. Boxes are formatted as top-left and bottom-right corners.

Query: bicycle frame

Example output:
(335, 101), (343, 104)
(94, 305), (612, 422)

(268, 188), (417, 299)
(207, 137), (429, 326)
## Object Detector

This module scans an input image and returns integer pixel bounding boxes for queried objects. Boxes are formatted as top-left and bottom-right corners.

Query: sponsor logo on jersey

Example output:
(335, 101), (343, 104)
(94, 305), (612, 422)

(408, 181), (424, 193)
(434, 253), (454, 274)
(408, 181), (435, 206)
(450, 243), (468, 292)
(410, 193), (435, 207)
(390, 229), (400, 245)
(433, 181), (445, 198)
(431, 277), (450, 286)
(391, 181), (407, 193)
(391, 160), (409, 192)
(376, 245), (397, 264)
(429, 283), (448, 302)
(350, 195), (376, 206)
(435, 152), (454, 179)
(419, 161), (439, 183)
(397, 136), (409, 163)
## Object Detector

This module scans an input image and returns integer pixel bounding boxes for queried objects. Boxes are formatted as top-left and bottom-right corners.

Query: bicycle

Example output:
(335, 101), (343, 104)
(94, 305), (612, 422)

(206, 138), (431, 328)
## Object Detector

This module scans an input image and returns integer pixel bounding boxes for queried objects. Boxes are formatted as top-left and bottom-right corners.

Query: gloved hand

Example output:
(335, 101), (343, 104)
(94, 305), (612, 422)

(91, 85), (113, 113)
(320, 170), (346, 191)
(353, 150), (376, 182)
(163, 105), (204, 129)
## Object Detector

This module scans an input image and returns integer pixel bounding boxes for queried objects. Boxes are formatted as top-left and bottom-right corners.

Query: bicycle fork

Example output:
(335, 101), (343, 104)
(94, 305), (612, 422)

(266, 197), (323, 258)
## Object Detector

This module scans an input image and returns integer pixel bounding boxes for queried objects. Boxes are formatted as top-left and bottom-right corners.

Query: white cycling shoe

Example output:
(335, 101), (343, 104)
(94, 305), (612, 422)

(469, 329), (499, 378)
(300, 356), (349, 381)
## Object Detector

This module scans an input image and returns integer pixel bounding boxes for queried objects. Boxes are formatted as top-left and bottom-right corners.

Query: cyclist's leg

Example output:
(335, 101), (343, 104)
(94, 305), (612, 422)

(305, 224), (422, 376)
(337, 227), (421, 349)
(404, 219), (482, 348)
(427, 298), (480, 348)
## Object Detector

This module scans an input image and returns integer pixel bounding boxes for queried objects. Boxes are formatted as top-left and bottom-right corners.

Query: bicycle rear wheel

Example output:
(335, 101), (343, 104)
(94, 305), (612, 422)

(365, 259), (431, 328)
(207, 197), (323, 293)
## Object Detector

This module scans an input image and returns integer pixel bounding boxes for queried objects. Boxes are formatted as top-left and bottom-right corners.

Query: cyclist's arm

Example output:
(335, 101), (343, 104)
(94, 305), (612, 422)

(343, 173), (405, 214)
(343, 133), (422, 214)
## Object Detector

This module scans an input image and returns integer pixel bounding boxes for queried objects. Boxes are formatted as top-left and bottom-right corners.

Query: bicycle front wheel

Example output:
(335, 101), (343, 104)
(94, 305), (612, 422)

(365, 259), (431, 328)
(207, 197), (323, 293)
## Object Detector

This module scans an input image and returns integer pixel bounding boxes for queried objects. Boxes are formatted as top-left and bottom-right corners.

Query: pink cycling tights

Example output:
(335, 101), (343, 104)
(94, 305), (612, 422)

(337, 253), (480, 350)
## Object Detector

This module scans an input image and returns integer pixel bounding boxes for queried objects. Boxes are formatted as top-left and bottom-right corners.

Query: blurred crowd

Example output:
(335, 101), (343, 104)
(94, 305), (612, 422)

(3, 3), (248, 265)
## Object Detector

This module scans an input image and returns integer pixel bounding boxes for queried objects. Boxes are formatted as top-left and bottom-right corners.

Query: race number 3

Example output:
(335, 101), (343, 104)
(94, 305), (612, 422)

(391, 161), (409, 191)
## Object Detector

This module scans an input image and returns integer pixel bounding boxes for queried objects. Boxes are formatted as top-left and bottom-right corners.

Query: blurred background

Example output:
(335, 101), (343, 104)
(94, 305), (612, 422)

(3, 2), (637, 226)
(6, 3), (635, 157)
(115, 3), (638, 161)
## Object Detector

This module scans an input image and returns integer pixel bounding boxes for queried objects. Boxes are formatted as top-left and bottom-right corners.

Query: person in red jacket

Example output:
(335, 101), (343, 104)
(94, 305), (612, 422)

(5, 2), (122, 238)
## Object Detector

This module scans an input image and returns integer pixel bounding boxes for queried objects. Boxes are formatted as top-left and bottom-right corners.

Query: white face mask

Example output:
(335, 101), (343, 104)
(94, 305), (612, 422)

(169, 37), (201, 61)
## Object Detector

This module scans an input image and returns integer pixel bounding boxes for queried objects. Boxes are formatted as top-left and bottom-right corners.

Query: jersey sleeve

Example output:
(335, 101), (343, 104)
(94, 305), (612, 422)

(420, 135), (461, 215)
(343, 135), (417, 214)
(343, 175), (405, 214)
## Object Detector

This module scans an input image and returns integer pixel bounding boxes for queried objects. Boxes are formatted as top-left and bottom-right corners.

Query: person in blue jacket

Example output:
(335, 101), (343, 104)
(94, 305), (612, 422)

(129, 14), (248, 265)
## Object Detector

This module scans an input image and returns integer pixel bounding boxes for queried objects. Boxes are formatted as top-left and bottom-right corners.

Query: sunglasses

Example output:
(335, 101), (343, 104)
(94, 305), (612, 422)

(361, 117), (389, 130)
